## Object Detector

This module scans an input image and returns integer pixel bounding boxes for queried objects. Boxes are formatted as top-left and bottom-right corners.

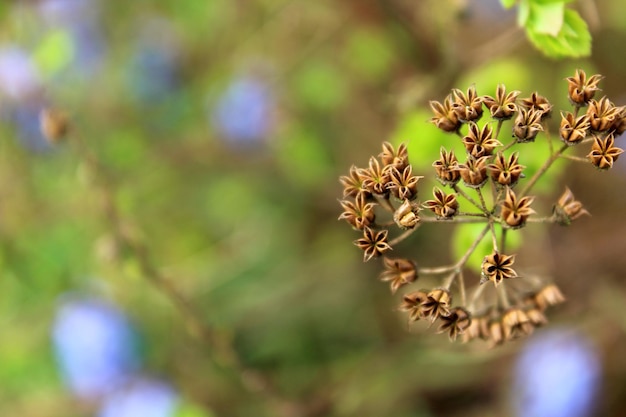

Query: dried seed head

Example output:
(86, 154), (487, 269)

(519, 92), (552, 120)
(462, 314), (486, 343)
(612, 106), (626, 135)
(587, 97), (621, 132)
(566, 69), (603, 105)
(459, 155), (489, 188)
(481, 251), (517, 286)
(423, 187), (458, 219)
(380, 142), (409, 172)
(437, 307), (471, 341)
(380, 257), (418, 294)
(553, 187), (589, 225)
(588, 132), (623, 170)
(483, 84), (520, 120)
(533, 283), (566, 311)
(526, 308), (548, 327)
(387, 165), (422, 200)
(451, 86), (483, 123)
(393, 199), (421, 229)
(338, 193), (376, 230)
(433, 147), (460, 185)
(354, 226), (391, 262)
(502, 308), (533, 340)
(40, 107), (69, 144)
(488, 152), (525, 187)
(513, 107), (544, 143)
(430, 95), (462, 133)
(421, 288), (452, 321)
(462, 122), (502, 158)
(358, 157), (390, 195)
(400, 290), (429, 322)
(559, 112), (590, 145)
(487, 319), (505, 347)
(500, 187), (535, 229)
(340, 165), (368, 198)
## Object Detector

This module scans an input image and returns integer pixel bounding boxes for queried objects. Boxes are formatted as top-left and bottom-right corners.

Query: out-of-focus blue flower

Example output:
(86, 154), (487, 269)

(97, 378), (178, 417)
(127, 44), (179, 103)
(0, 47), (41, 100)
(212, 76), (275, 146)
(51, 296), (141, 400)
(513, 328), (601, 417)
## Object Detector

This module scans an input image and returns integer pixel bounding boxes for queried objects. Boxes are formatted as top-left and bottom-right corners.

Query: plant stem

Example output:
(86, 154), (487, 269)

(519, 143), (569, 196)
(454, 224), (490, 270)
(453, 184), (487, 214)
(389, 227), (418, 246)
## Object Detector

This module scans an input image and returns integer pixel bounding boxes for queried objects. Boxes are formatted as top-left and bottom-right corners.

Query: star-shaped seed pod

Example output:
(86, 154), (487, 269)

(354, 226), (391, 262)
(566, 69), (603, 105)
(588, 132), (624, 170)
(488, 152), (525, 187)
(513, 107), (544, 143)
(339, 165), (368, 198)
(399, 290), (429, 322)
(433, 147), (460, 185)
(587, 97), (621, 132)
(338, 192), (376, 230)
(560, 112), (590, 145)
(459, 155), (489, 188)
(451, 86), (483, 122)
(519, 92), (552, 120)
(358, 157), (390, 195)
(421, 288), (452, 321)
(380, 257), (418, 294)
(500, 187), (535, 229)
(380, 142), (409, 173)
(393, 199), (421, 229)
(429, 95), (461, 133)
(387, 165), (422, 200)
(481, 251), (517, 286)
(437, 307), (471, 341)
(532, 283), (566, 311)
(462, 122), (502, 158)
(483, 84), (520, 120)
(423, 187), (458, 219)
(502, 308), (534, 340)
(553, 187), (589, 225)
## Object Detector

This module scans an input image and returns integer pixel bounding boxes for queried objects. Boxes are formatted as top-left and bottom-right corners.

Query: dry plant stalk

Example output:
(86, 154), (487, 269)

(339, 70), (626, 347)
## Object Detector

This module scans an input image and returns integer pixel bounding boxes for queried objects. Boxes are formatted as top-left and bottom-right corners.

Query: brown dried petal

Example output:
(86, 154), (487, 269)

(354, 227), (391, 262)
(481, 251), (516, 286)
(421, 288), (451, 321)
(559, 112), (590, 145)
(488, 152), (525, 187)
(380, 257), (418, 294)
(437, 307), (471, 341)
(588, 133), (623, 170)
(500, 187), (535, 229)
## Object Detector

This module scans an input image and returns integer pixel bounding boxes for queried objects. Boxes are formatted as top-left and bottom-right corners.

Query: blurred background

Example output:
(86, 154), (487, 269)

(0, 0), (625, 416)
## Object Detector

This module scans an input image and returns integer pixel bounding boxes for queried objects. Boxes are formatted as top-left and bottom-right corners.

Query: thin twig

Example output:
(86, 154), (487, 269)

(519, 143), (569, 196)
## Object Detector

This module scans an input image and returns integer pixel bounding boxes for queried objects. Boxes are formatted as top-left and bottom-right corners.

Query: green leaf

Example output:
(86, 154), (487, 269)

(525, 9), (591, 58)
(525, 1), (564, 36)
(33, 29), (74, 75)
(517, 0), (530, 26)
(532, 0), (574, 3)
(500, 0), (517, 9)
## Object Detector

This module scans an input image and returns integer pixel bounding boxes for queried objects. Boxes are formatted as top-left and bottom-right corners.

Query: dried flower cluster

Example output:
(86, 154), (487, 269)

(338, 70), (625, 346)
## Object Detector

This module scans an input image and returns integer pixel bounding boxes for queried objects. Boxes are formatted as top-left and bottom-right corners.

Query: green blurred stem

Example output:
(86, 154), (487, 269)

(559, 154), (589, 163)
(453, 184), (487, 214)
(497, 283), (511, 309)
(519, 143), (569, 196)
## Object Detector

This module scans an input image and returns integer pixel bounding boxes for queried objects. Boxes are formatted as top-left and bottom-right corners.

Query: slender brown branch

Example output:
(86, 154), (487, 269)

(453, 184), (487, 214)
(519, 143), (569, 196)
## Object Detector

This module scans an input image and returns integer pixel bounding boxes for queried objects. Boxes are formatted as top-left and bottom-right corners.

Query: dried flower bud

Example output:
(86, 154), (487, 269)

(423, 187), (458, 219)
(588, 132), (623, 170)
(451, 86), (483, 122)
(502, 308), (533, 340)
(459, 155), (489, 188)
(488, 152), (525, 187)
(387, 165), (422, 200)
(462, 122), (502, 158)
(393, 199), (420, 229)
(483, 84), (519, 120)
(437, 307), (471, 341)
(500, 187), (535, 229)
(338, 193), (376, 230)
(487, 319), (504, 347)
(553, 187), (589, 225)
(513, 107), (543, 143)
(380, 257), (418, 294)
(559, 112), (590, 145)
(462, 314), (486, 343)
(354, 226), (391, 262)
(566, 69), (603, 105)
(533, 284), (566, 311)
(433, 147), (460, 185)
(481, 251), (516, 286)
(421, 288), (451, 321)
(526, 308), (548, 327)
(380, 142), (409, 172)
(40, 108), (69, 144)
(400, 290), (429, 321)
(612, 106), (626, 135)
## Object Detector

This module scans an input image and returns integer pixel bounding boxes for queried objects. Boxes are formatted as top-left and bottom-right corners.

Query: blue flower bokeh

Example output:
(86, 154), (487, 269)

(51, 296), (141, 400)
(513, 328), (601, 417)
(97, 378), (178, 417)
